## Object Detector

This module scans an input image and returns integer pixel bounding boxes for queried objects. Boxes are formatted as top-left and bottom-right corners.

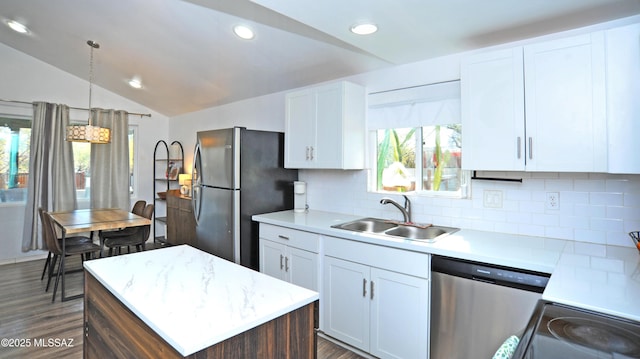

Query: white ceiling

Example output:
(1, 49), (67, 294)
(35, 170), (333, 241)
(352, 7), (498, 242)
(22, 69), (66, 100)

(1, 0), (639, 117)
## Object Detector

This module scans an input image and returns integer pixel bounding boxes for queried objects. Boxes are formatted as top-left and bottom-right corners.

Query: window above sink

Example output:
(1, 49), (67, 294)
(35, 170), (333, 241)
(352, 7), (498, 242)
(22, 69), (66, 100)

(367, 81), (470, 199)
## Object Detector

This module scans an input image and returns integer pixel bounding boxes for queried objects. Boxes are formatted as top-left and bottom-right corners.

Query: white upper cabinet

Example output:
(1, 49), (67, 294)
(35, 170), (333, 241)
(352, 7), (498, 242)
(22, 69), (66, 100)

(524, 32), (607, 172)
(462, 31), (608, 172)
(606, 23), (640, 174)
(461, 48), (525, 171)
(285, 81), (366, 169)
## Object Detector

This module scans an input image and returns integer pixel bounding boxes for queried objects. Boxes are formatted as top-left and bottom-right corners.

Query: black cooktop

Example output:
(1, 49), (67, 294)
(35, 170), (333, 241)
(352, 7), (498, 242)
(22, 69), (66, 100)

(514, 301), (640, 358)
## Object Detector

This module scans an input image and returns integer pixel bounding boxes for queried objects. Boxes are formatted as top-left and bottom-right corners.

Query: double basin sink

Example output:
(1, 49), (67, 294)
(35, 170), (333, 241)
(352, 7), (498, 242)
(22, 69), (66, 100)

(331, 217), (458, 242)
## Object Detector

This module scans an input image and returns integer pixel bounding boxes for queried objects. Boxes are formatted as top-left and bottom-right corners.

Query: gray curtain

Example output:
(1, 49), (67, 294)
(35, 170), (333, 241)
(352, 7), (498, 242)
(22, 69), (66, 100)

(22, 102), (77, 251)
(90, 109), (129, 210)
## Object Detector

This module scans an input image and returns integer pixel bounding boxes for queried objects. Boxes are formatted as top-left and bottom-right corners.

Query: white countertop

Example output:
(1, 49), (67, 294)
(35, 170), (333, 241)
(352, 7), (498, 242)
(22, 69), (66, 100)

(252, 210), (640, 322)
(83, 245), (319, 357)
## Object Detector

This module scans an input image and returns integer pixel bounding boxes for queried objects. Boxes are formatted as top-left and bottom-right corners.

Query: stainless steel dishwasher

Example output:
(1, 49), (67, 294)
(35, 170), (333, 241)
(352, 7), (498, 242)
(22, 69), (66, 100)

(430, 255), (550, 359)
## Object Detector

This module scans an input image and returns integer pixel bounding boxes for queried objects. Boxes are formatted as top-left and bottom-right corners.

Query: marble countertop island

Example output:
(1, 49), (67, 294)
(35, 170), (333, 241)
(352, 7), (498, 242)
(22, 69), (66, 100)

(83, 244), (319, 356)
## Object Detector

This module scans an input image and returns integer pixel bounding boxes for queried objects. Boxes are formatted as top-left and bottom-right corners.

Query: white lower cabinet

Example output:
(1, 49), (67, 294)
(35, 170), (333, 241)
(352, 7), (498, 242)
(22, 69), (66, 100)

(323, 236), (430, 359)
(258, 224), (319, 291)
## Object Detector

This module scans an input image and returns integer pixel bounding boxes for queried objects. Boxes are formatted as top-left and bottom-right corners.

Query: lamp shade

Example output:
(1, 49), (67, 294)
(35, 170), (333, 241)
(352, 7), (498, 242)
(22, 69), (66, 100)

(178, 174), (192, 186)
(66, 124), (111, 144)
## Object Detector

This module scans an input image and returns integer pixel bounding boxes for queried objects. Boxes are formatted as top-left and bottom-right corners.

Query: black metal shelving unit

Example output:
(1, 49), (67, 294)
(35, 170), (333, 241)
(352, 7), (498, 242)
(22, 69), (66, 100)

(152, 140), (184, 245)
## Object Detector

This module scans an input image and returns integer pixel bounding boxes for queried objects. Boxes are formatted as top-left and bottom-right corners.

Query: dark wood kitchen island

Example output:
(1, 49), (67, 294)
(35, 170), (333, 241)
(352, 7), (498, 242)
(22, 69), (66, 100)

(83, 245), (318, 358)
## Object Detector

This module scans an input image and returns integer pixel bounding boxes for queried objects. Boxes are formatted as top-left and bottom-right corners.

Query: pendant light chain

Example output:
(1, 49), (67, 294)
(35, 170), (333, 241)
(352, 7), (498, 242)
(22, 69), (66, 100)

(87, 40), (99, 125)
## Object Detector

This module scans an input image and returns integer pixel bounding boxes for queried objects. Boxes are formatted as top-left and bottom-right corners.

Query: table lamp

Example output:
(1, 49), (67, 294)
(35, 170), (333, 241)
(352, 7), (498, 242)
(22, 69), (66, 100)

(179, 174), (192, 197)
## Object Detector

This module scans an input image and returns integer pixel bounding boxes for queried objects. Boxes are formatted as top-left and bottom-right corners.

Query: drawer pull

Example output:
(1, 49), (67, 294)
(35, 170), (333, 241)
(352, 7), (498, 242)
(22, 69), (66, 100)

(278, 235), (289, 240)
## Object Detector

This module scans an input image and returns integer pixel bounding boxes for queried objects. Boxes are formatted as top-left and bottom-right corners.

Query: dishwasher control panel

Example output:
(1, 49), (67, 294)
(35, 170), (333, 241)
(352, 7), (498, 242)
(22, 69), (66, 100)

(432, 255), (550, 292)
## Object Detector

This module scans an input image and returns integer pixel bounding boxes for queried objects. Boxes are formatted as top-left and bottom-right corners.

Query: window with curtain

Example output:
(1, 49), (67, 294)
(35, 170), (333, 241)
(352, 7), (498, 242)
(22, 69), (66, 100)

(0, 115), (137, 204)
(368, 81), (469, 197)
(70, 117), (137, 202)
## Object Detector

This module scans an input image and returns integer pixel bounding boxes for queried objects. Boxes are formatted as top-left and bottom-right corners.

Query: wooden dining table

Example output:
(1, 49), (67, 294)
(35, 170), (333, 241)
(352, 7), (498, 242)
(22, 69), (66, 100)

(48, 208), (152, 301)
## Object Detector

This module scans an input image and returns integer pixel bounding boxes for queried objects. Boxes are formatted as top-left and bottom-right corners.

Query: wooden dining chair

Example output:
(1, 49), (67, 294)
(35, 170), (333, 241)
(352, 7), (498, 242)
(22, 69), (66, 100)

(39, 208), (93, 282)
(39, 209), (102, 302)
(103, 204), (154, 256)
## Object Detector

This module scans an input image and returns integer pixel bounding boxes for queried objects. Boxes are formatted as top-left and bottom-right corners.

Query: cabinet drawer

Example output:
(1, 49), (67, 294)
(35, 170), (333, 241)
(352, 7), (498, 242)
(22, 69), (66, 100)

(324, 236), (430, 279)
(259, 224), (319, 253)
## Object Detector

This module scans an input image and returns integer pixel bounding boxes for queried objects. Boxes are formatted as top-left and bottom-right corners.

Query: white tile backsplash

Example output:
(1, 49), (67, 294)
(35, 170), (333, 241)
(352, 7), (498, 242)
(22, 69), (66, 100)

(300, 170), (640, 248)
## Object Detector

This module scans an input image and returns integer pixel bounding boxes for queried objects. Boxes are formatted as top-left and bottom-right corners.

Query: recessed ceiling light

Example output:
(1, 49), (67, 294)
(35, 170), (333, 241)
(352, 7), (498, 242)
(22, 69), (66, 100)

(128, 78), (142, 89)
(233, 25), (254, 40)
(350, 23), (378, 35)
(6, 20), (30, 34)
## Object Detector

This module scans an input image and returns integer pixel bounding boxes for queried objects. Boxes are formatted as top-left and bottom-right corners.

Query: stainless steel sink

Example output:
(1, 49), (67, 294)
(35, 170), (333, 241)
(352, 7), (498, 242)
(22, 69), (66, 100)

(332, 217), (398, 233)
(384, 225), (457, 240)
(331, 217), (458, 242)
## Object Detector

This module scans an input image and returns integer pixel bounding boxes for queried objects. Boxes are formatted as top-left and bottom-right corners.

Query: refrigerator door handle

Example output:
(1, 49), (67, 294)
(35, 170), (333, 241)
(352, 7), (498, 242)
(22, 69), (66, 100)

(192, 143), (202, 225)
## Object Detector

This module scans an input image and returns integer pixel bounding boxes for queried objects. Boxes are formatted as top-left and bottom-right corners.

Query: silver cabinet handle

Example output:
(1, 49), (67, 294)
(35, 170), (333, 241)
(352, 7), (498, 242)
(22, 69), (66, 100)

(370, 281), (374, 300)
(305, 146), (310, 160)
(278, 235), (289, 240)
(362, 278), (367, 297)
(285, 256), (289, 272)
(310, 146), (314, 160)
(528, 137), (533, 160)
(280, 254), (284, 270)
(517, 137), (522, 159)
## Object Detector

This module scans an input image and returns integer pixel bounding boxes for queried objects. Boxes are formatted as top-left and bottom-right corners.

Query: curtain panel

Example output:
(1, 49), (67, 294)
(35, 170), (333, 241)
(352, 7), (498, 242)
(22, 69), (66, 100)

(22, 102), (77, 251)
(90, 109), (129, 210)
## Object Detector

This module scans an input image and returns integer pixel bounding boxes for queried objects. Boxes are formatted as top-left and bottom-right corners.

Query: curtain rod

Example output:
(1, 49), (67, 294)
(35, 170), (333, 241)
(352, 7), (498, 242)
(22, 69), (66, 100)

(0, 98), (151, 118)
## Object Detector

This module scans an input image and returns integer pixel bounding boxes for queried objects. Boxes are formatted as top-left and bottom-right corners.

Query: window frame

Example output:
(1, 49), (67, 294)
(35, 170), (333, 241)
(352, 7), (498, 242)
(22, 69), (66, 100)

(370, 127), (469, 198)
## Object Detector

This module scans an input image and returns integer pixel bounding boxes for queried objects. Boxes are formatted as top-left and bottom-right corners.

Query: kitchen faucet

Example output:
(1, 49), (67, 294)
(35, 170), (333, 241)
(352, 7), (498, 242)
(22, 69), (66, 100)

(380, 195), (412, 223)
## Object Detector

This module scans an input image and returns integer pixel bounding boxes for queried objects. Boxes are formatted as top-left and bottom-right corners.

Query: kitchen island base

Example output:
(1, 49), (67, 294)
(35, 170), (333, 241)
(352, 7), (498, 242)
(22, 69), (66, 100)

(84, 272), (318, 358)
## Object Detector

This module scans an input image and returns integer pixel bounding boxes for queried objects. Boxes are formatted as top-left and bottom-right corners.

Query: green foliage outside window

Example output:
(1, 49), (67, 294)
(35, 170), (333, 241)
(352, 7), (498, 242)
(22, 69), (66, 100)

(376, 125), (463, 194)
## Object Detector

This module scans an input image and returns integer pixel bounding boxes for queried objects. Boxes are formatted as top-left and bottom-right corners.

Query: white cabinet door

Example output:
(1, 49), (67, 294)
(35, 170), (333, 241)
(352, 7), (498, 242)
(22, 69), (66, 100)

(323, 256), (370, 352)
(606, 23), (640, 174)
(461, 48), (525, 171)
(524, 32), (607, 172)
(259, 239), (287, 282)
(461, 31), (607, 172)
(285, 81), (365, 169)
(288, 246), (319, 291)
(259, 238), (318, 291)
(314, 83), (343, 168)
(285, 88), (315, 168)
(370, 268), (430, 359)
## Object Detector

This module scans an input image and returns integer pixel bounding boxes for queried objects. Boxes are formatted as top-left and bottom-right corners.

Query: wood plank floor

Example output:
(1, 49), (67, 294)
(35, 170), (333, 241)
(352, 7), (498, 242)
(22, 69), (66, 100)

(0, 256), (364, 359)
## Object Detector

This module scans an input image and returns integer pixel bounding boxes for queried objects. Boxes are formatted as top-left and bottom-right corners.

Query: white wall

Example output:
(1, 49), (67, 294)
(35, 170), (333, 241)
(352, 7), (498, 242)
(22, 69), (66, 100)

(169, 92), (287, 170)
(0, 42), (169, 264)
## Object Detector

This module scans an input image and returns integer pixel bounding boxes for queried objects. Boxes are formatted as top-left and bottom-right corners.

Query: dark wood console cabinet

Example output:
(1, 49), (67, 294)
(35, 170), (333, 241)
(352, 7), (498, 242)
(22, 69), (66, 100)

(166, 190), (196, 246)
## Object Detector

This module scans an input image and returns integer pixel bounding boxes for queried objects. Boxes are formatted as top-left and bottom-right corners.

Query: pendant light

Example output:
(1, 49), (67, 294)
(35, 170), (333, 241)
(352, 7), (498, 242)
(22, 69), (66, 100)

(66, 40), (111, 144)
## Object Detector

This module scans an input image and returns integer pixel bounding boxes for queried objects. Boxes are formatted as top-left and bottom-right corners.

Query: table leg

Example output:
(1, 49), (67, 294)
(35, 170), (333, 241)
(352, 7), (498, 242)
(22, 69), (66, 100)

(60, 229), (66, 302)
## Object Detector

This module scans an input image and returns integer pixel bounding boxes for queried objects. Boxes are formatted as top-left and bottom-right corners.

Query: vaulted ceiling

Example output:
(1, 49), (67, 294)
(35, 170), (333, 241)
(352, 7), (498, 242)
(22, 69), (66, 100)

(1, 0), (639, 117)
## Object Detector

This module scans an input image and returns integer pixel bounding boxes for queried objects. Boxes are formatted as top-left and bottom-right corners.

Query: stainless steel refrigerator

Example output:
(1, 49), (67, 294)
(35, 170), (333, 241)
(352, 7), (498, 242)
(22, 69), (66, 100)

(192, 127), (298, 270)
